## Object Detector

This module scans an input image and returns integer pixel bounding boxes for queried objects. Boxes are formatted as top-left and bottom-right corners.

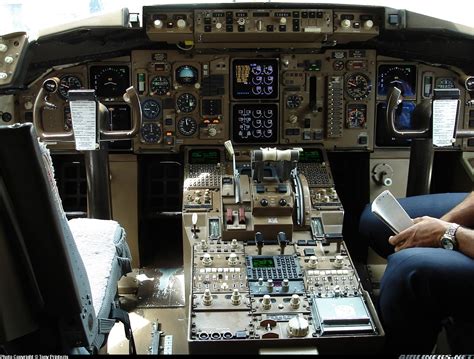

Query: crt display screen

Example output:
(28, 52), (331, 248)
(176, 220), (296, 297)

(232, 103), (278, 144)
(299, 149), (324, 164)
(232, 59), (279, 99)
(188, 149), (220, 164)
(252, 257), (275, 268)
(377, 64), (417, 98)
(376, 101), (416, 147)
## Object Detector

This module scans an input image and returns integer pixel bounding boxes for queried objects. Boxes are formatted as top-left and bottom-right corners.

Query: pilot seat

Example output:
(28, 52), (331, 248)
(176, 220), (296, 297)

(0, 123), (134, 354)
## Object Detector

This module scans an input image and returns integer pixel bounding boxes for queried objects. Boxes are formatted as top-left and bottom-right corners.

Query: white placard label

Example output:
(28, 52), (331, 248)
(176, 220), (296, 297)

(432, 99), (458, 147)
(70, 100), (97, 151)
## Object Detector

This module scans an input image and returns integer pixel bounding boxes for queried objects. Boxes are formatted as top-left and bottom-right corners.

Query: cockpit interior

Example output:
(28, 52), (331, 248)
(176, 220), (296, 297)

(1, 1), (473, 355)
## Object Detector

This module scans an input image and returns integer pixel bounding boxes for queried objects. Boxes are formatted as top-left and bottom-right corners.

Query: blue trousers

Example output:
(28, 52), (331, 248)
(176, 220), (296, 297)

(359, 192), (474, 353)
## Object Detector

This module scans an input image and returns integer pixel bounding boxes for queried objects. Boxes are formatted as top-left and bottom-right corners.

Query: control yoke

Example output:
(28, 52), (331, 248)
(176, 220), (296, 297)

(33, 77), (140, 142)
(386, 86), (431, 138)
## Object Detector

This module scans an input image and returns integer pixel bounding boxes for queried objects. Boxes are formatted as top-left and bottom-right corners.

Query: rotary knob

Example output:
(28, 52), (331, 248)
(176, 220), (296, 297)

(231, 289), (241, 305)
(280, 17), (287, 25)
(308, 255), (318, 269)
(262, 294), (272, 310)
(266, 279), (274, 293)
(363, 19), (374, 30)
(208, 126), (217, 137)
(153, 19), (163, 29)
(334, 255), (344, 269)
(287, 315), (309, 337)
(260, 198), (269, 207)
(202, 253), (213, 266)
(202, 289), (213, 306)
(4, 56), (14, 64)
(215, 22), (222, 29)
(231, 238), (238, 249)
(228, 253), (238, 266)
(0, 44), (8, 52)
(341, 19), (351, 28)
(290, 294), (301, 309)
(176, 19), (187, 29)
(279, 198), (287, 206)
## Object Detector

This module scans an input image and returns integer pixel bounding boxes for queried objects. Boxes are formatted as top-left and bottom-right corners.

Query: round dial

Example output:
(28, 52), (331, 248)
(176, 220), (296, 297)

(177, 116), (198, 136)
(345, 73), (371, 100)
(175, 65), (198, 85)
(286, 95), (302, 109)
(142, 99), (161, 120)
(176, 93), (197, 113)
(140, 122), (162, 143)
(346, 104), (367, 128)
(58, 75), (82, 99)
(150, 76), (170, 95)
(333, 60), (345, 71)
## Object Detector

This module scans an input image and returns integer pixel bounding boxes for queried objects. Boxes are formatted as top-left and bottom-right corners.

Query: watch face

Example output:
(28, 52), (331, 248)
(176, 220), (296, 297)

(442, 237), (455, 250)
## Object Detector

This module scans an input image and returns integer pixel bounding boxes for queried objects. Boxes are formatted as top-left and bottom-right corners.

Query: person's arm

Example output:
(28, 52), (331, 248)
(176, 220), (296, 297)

(389, 215), (474, 258)
(441, 191), (474, 227)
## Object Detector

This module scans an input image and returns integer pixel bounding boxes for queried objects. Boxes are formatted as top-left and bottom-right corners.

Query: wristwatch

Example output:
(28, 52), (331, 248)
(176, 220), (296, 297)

(440, 223), (461, 250)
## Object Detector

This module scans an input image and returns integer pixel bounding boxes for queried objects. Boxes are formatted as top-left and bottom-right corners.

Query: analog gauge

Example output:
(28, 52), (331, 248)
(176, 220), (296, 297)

(333, 60), (345, 71)
(58, 75), (82, 99)
(176, 93), (197, 113)
(141, 122), (162, 143)
(377, 64), (416, 97)
(150, 76), (170, 95)
(345, 72), (371, 100)
(286, 95), (302, 109)
(435, 77), (456, 89)
(90, 65), (129, 98)
(177, 116), (198, 136)
(175, 65), (198, 85)
(142, 99), (161, 120)
(346, 104), (367, 128)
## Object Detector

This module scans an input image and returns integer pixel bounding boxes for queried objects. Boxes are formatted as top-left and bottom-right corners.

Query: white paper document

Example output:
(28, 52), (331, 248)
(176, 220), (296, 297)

(371, 190), (414, 234)
(432, 99), (458, 147)
(70, 100), (97, 151)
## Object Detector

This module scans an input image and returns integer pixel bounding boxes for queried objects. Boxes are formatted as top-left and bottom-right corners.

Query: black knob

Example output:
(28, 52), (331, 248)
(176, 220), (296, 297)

(260, 198), (269, 207)
(279, 198), (287, 206)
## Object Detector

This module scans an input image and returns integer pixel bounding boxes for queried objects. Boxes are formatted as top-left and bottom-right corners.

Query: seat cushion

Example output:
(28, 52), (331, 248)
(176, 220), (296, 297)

(69, 218), (132, 317)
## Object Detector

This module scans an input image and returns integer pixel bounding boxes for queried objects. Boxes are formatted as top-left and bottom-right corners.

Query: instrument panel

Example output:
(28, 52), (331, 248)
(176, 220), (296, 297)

(14, 5), (470, 152)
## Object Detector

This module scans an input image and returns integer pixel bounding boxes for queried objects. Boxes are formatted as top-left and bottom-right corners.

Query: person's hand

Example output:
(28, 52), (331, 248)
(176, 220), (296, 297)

(388, 216), (451, 252)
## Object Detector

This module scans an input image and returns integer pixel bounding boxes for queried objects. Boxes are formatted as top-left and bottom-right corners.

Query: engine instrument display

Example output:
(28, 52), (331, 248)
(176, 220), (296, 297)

(90, 65), (130, 98)
(377, 64), (417, 97)
(232, 103), (278, 144)
(232, 59), (279, 99)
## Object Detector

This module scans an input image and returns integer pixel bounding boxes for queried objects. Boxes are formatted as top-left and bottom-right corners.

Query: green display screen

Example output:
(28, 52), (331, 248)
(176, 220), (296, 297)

(188, 149), (220, 164)
(252, 257), (275, 268)
(299, 149), (323, 163)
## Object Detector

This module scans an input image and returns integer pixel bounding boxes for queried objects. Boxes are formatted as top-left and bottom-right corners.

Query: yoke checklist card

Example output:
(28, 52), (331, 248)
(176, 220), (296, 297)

(433, 99), (458, 147)
(69, 90), (98, 151)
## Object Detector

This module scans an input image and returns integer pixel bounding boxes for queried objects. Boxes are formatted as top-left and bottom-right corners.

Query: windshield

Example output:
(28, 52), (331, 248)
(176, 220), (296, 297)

(0, 0), (472, 37)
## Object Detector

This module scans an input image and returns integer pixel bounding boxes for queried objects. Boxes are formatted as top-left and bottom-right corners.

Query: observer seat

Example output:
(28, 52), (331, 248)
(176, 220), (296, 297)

(0, 123), (133, 354)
